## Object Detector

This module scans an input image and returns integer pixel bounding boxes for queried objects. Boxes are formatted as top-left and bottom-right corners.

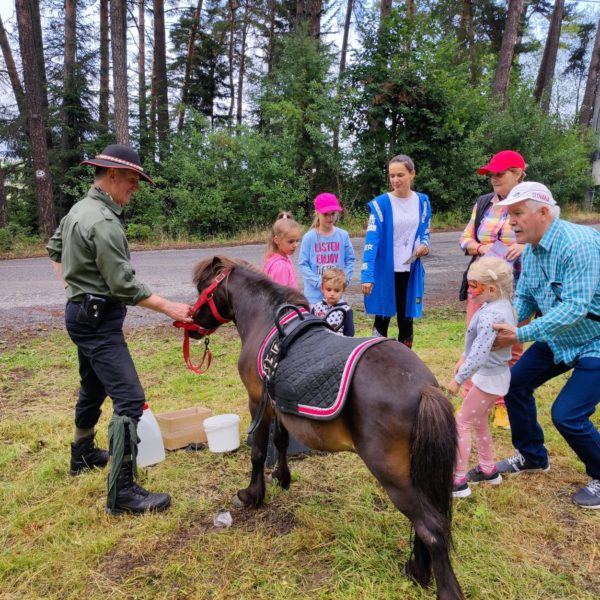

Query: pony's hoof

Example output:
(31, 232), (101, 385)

(232, 493), (246, 508)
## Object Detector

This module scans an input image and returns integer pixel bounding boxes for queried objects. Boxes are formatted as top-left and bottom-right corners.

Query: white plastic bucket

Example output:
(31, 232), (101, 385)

(137, 403), (166, 467)
(203, 414), (241, 453)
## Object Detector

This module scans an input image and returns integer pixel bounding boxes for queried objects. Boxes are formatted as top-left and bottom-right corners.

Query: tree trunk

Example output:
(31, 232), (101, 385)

(154, 0), (169, 158)
(0, 167), (7, 228)
(15, 0), (55, 233)
(380, 0), (392, 20)
(533, 0), (565, 112)
(266, 0), (276, 77)
(333, 0), (353, 154)
(138, 0), (148, 158)
(236, 0), (249, 125)
(0, 16), (26, 120)
(579, 18), (600, 127)
(406, 0), (414, 19)
(307, 0), (321, 39)
(110, 0), (129, 144)
(31, 0), (51, 149)
(177, 0), (203, 131)
(99, 0), (109, 133)
(492, 0), (524, 102)
(465, 0), (477, 84)
(61, 0), (77, 152)
(296, 0), (304, 29)
(227, 0), (238, 122)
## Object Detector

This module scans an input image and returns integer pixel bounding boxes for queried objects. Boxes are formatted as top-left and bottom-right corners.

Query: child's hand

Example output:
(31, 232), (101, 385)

(446, 379), (460, 395)
(453, 356), (464, 375)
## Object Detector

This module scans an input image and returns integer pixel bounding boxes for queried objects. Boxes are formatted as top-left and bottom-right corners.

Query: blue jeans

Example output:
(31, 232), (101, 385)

(506, 342), (600, 480)
(65, 301), (145, 428)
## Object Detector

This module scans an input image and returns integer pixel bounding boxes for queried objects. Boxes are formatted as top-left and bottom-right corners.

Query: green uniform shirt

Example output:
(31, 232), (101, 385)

(46, 186), (152, 304)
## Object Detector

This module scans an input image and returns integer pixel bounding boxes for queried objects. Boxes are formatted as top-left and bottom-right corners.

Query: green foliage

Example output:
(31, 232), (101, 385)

(473, 86), (597, 205)
(130, 114), (309, 236)
(126, 223), (153, 241)
(256, 31), (341, 201)
(343, 9), (493, 212)
(0, 222), (33, 253)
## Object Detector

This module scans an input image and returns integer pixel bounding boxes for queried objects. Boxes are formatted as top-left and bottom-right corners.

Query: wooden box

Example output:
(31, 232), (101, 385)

(155, 406), (213, 450)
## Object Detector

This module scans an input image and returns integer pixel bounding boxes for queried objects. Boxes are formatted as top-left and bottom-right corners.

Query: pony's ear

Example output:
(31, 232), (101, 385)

(211, 256), (221, 269)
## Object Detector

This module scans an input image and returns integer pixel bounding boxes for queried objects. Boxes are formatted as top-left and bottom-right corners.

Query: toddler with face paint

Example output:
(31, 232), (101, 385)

(446, 257), (516, 498)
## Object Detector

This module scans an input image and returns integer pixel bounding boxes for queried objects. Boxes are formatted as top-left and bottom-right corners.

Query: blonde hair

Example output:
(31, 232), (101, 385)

(311, 211), (339, 230)
(467, 257), (513, 299)
(321, 267), (347, 290)
(265, 212), (302, 258)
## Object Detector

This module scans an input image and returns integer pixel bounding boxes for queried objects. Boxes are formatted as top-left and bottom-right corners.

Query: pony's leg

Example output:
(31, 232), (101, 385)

(270, 419), (291, 489)
(355, 448), (462, 600)
(235, 408), (271, 508)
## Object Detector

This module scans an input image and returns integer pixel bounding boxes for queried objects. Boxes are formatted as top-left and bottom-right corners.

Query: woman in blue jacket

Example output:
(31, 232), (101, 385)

(360, 154), (431, 348)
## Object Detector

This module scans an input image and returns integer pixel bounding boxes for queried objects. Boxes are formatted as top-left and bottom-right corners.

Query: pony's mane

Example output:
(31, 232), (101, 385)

(192, 255), (308, 309)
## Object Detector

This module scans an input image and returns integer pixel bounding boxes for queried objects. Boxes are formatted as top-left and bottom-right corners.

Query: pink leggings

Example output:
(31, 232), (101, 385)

(455, 384), (497, 481)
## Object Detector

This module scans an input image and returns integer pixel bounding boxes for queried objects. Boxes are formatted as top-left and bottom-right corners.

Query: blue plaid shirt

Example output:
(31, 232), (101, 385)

(515, 219), (600, 365)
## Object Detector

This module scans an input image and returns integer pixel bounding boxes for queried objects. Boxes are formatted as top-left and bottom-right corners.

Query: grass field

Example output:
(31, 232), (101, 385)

(1, 308), (599, 600)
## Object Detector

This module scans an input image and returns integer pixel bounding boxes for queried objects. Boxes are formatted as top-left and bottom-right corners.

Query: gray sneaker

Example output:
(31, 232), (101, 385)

(467, 465), (502, 485)
(495, 451), (550, 475)
(572, 480), (600, 509)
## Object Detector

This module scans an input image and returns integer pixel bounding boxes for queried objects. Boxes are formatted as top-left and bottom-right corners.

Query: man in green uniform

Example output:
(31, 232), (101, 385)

(47, 144), (193, 515)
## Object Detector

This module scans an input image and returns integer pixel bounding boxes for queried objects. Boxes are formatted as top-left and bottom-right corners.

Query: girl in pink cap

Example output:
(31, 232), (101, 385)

(298, 193), (356, 306)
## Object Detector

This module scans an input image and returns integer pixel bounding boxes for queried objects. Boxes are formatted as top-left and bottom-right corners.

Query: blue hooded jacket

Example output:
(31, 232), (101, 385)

(360, 192), (431, 318)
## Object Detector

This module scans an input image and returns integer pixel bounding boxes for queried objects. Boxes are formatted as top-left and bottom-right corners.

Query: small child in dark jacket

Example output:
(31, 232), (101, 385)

(311, 267), (355, 336)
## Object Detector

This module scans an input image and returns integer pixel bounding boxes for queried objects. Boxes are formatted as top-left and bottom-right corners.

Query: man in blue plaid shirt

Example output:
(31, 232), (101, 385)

(490, 181), (600, 509)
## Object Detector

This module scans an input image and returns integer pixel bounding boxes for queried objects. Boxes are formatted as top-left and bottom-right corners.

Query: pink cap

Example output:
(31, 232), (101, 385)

(314, 192), (343, 214)
(477, 150), (526, 175)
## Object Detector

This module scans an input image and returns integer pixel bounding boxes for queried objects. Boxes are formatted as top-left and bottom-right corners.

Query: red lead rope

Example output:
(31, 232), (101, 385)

(173, 269), (231, 374)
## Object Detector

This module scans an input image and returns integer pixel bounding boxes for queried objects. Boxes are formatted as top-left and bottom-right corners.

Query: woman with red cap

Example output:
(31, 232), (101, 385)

(458, 150), (527, 429)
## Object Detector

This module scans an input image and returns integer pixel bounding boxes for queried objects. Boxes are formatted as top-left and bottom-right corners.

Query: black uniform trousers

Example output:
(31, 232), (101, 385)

(65, 301), (145, 429)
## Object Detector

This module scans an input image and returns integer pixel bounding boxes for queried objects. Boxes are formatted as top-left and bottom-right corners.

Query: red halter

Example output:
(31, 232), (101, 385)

(173, 269), (231, 374)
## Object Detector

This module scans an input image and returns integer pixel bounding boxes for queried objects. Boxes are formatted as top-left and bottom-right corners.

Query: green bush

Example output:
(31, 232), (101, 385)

(125, 223), (153, 241)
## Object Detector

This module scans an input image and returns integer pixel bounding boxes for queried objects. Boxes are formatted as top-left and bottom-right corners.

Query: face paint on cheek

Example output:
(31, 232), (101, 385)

(467, 281), (485, 299)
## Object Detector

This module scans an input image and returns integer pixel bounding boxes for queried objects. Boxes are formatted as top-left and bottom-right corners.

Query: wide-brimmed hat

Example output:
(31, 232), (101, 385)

(477, 150), (526, 175)
(314, 192), (343, 213)
(81, 144), (155, 185)
(497, 181), (556, 207)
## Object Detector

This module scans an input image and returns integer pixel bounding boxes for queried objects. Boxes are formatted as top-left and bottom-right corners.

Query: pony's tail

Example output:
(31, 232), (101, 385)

(410, 384), (457, 540)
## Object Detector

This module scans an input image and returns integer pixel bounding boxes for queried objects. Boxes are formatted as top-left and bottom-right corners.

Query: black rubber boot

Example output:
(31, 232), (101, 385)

(105, 459), (171, 516)
(70, 434), (109, 476)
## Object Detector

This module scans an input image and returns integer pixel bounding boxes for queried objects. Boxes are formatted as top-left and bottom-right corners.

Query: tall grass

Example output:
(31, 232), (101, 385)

(0, 309), (599, 599)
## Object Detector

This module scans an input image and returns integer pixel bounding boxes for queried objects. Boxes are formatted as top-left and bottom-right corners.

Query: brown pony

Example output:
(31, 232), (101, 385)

(191, 256), (463, 600)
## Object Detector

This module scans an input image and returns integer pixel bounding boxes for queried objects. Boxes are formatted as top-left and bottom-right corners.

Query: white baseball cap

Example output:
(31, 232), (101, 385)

(497, 181), (556, 207)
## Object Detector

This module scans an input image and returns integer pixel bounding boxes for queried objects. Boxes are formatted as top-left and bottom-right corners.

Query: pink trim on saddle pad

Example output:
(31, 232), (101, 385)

(257, 308), (309, 378)
(297, 337), (384, 418)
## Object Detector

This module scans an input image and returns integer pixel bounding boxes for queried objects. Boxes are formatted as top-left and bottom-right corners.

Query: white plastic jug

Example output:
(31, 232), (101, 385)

(137, 403), (166, 467)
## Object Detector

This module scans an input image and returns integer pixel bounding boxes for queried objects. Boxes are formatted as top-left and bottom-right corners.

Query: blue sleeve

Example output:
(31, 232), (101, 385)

(361, 203), (381, 284)
(298, 230), (321, 288)
(418, 194), (431, 247)
(343, 230), (356, 284)
(343, 308), (355, 337)
(517, 239), (600, 343)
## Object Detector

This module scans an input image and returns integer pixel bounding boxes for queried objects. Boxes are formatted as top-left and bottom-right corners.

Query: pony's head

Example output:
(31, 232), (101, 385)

(188, 256), (242, 338)
(190, 255), (308, 338)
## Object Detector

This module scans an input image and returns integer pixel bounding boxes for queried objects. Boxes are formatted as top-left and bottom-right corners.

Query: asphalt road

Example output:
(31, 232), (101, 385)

(0, 230), (510, 332)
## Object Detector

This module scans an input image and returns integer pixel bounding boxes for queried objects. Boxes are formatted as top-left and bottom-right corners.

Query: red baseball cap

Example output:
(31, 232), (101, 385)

(477, 150), (526, 175)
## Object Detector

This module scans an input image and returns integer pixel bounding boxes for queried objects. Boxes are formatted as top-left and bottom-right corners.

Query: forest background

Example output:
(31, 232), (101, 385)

(2, 0), (600, 250)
